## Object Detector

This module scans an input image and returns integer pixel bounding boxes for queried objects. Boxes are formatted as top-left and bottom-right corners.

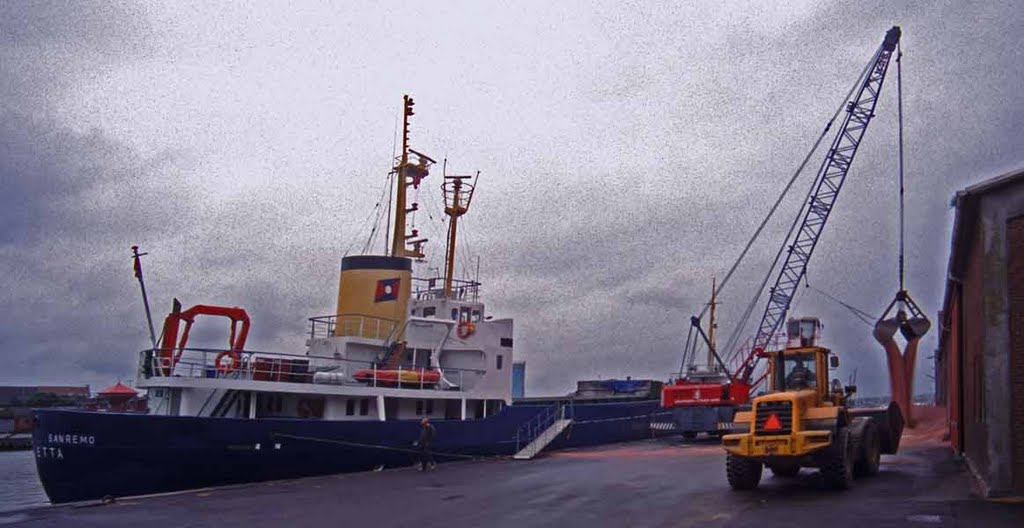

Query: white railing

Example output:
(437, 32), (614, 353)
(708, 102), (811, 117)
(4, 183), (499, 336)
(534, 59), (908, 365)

(308, 314), (398, 341)
(138, 347), (484, 392)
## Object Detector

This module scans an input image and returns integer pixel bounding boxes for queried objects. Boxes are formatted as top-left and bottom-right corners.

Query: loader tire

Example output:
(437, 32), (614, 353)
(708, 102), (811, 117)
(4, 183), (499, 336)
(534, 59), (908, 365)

(851, 419), (881, 477)
(820, 427), (854, 490)
(768, 462), (801, 478)
(726, 453), (762, 490)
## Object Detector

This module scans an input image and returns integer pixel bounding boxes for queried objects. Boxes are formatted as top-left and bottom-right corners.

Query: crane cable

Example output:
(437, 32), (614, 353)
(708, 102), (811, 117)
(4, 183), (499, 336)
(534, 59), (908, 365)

(694, 52), (881, 325)
(897, 40), (906, 291)
(678, 323), (695, 377)
(804, 282), (876, 327)
(804, 43), (905, 331)
(716, 46), (883, 377)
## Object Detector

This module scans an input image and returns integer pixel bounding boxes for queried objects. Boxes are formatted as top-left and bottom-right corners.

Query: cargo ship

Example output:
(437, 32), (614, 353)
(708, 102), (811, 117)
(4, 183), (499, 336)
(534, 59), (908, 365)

(32, 96), (669, 504)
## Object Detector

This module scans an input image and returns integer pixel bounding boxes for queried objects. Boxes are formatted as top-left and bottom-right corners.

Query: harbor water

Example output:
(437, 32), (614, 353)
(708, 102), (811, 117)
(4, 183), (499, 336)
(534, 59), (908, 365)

(0, 450), (48, 512)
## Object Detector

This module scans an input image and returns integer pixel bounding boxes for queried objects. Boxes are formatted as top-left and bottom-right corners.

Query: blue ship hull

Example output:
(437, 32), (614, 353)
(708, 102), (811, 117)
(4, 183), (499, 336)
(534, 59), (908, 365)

(33, 400), (666, 504)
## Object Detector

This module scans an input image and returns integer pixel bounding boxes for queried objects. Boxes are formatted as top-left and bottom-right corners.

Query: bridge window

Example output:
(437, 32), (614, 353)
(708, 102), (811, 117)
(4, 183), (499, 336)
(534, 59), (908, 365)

(423, 306), (436, 317)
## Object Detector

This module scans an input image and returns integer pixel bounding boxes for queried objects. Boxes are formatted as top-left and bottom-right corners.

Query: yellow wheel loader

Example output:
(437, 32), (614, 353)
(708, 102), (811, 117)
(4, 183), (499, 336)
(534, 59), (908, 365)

(721, 318), (904, 490)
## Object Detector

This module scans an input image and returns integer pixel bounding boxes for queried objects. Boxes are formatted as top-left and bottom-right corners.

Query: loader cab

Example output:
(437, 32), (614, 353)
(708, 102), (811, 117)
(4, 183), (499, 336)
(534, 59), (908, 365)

(767, 318), (834, 398)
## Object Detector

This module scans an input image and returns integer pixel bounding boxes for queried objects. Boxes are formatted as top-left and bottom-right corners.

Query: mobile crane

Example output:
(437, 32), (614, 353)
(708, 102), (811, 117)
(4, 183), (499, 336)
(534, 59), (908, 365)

(662, 26), (906, 441)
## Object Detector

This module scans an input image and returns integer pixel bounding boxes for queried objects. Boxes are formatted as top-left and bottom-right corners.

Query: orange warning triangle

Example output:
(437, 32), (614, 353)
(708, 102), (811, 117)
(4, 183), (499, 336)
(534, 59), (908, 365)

(764, 413), (783, 431)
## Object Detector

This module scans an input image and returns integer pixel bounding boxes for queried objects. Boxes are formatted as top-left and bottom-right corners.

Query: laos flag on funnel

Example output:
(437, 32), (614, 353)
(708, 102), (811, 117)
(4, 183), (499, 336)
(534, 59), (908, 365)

(375, 278), (400, 303)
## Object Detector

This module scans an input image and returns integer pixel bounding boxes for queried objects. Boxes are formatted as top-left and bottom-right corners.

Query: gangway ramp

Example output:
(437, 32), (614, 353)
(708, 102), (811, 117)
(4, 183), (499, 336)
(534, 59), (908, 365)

(513, 418), (573, 460)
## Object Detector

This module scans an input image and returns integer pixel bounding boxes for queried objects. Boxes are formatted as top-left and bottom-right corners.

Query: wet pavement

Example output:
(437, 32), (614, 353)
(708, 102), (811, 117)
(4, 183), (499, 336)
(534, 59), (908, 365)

(2, 435), (1021, 527)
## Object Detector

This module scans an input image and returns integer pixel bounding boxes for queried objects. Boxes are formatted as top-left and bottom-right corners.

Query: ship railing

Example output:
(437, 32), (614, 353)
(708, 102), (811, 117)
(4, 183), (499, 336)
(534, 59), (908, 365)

(138, 347), (485, 392)
(307, 313), (398, 341)
(411, 276), (480, 302)
(514, 400), (575, 452)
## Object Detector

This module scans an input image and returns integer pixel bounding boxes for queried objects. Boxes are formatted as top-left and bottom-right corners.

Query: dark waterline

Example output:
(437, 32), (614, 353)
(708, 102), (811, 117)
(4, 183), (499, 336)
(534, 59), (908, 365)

(0, 450), (48, 512)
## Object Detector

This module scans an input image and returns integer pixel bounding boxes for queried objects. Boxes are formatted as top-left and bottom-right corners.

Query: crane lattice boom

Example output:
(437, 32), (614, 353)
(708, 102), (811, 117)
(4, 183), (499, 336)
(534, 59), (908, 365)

(742, 27), (901, 383)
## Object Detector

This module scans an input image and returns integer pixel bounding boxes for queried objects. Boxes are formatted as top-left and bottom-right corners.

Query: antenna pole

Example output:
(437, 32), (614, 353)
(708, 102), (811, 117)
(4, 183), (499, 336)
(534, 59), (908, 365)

(475, 255), (481, 302)
(385, 169), (393, 256)
(131, 245), (158, 349)
(391, 95), (413, 257)
(442, 158), (451, 285)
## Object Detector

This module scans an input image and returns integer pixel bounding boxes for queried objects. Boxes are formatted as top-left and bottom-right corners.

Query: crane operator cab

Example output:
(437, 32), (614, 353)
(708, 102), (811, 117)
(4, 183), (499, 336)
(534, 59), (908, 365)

(780, 317), (825, 390)
(786, 316), (822, 348)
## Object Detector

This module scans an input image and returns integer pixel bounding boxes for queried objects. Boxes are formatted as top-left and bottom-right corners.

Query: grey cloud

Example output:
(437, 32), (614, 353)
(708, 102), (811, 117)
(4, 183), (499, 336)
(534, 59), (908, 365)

(1, 1), (1022, 400)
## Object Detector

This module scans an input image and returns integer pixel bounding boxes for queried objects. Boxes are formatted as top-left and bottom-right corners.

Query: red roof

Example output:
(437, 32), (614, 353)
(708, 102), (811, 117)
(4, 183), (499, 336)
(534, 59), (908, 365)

(98, 382), (138, 396)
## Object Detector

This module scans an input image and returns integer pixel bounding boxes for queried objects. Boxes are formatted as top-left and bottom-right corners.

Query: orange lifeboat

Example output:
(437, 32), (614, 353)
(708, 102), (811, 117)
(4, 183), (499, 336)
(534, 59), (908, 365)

(352, 368), (441, 387)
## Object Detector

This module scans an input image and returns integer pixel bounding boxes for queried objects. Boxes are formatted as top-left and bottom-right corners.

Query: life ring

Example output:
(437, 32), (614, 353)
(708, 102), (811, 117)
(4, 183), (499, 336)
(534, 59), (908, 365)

(215, 350), (241, 374)
(457, 320), (476, 339)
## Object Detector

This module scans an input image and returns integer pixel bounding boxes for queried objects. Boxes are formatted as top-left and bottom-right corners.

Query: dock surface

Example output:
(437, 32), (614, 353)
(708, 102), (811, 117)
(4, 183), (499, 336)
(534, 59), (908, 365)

(3, 435), (1022, 527)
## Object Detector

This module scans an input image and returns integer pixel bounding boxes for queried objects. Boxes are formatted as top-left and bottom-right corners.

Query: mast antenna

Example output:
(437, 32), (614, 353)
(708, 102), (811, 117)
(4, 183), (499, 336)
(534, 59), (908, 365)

(442, 168), (479, 298)
(390, 95), (433, 259)
(131, 245), (157, 349)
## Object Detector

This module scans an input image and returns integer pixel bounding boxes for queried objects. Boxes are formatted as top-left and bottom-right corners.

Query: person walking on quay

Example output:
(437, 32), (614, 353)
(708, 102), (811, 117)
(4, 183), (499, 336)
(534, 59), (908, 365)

(416, 417), (436, 471)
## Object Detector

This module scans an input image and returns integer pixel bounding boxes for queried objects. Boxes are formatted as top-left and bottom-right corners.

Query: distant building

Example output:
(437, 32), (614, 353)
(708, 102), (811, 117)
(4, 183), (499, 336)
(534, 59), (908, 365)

(0, 385), (90, 406)
(512, 361), (526, 399)
(88, 381), (147, 413)
(936, 168), (1024, 497)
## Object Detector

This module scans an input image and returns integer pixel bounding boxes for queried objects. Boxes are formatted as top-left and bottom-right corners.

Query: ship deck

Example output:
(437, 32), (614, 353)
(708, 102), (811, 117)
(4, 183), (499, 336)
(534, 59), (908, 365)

(7, 424), (1023, 527)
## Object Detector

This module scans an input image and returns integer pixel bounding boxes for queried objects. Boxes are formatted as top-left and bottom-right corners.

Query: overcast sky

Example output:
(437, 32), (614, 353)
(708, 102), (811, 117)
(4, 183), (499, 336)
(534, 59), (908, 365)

(1, 1), (1021, 398)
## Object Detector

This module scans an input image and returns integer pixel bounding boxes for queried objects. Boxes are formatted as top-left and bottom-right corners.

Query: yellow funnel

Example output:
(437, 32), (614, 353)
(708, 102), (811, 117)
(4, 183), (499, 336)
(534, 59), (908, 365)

(335, 255), (411, 340)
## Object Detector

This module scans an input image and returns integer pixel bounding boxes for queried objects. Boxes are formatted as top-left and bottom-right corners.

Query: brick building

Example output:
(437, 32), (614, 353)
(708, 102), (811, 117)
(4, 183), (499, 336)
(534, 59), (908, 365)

(936, 168), (1024, 497)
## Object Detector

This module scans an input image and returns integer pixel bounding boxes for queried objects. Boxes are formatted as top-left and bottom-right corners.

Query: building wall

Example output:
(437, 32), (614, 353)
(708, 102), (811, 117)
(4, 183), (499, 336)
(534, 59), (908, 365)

(1007, 215), (1024, 494)
(945, 290), (962, 451)
(962, 220), (987, 480)
(963, 182), (1024, 496)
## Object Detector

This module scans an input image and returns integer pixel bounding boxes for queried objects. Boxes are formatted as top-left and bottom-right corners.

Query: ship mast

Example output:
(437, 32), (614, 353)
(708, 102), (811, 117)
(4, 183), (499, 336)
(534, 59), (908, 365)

(390, 95), (434, 259)
(707, 277), (718, 371)
(442, 167), (479, 297)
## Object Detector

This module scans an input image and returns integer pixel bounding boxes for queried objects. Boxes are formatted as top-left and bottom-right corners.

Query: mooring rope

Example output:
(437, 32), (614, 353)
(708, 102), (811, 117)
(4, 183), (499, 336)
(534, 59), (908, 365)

(270, 432), (503, 461)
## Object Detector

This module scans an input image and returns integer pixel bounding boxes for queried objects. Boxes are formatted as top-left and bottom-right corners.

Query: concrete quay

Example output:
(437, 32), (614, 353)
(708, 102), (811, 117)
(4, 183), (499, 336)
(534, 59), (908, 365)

(3, 434), (1022, 528)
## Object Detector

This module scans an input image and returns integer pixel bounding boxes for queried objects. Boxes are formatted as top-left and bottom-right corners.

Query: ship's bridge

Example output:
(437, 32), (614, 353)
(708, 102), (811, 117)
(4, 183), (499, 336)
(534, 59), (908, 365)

(409, 276), (484, 323)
